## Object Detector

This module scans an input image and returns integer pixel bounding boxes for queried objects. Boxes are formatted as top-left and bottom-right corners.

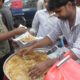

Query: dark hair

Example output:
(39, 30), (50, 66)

(48, 0), (76, 11)
(1, 0), (5, 3)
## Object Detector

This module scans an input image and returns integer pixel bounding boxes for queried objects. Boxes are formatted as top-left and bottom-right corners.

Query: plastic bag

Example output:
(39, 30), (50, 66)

(45, 55), (80, 80)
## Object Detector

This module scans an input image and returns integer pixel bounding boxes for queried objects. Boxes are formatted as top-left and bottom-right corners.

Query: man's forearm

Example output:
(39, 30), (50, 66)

(70, 50), (79, 60)
(45, 50), (79, 70)
(45, 57), (59, 68)
(31, 36), (53, 49)
(0, 30), (16, 41)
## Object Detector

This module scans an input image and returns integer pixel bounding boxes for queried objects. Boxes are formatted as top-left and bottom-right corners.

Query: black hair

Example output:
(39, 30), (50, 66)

(48, 0), (76, 11)
(44, 0), (49, 2)
(2, 0), (4, 3)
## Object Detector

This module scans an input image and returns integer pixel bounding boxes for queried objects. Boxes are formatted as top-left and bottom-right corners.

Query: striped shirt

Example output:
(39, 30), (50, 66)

(47, 7), (80, 59)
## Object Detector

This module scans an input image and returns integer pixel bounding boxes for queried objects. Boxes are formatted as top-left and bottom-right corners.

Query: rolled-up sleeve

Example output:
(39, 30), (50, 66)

(30, 11), (40, 34)
(47, 21), (62, 43)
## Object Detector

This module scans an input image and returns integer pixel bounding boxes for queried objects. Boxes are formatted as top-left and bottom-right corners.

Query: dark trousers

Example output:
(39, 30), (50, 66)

(0, 51), (13, 80)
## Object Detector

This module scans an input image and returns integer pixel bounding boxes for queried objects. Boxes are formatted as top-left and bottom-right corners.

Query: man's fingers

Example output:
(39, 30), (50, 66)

(29, 68), (37, 76)
(32, 70), (41, 79)
(18, 48), (27, 56)
(28, 66), (35, 72)
(34, 70), (41, 78)
(29, 67), (41, 79)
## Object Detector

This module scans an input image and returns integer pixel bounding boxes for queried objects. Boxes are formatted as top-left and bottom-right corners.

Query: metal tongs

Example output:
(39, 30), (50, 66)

(57, 55), (70, 68)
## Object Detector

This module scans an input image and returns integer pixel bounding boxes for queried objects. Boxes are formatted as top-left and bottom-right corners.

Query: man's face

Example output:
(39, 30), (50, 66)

(44, 0), (49, 9)
(54, 2), (73, 20)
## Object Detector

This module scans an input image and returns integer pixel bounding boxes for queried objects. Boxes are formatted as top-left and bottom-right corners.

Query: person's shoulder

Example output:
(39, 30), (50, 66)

(1, 6), (10, 15)
(49, 13), (60, 21)
(36, 9), (47, 14)
(76, 7), (80, 16)
(76, 6), (80, 12)
(38, 0), (44, 3)
(37, 9), (47, 13)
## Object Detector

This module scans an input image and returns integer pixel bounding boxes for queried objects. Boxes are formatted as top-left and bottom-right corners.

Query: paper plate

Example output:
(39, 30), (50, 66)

(13, 32), (43, 47)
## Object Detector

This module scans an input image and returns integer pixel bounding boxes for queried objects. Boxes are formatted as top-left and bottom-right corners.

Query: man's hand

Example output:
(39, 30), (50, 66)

(18, 46), (33, 56)
(29, 58), (59, 79)
(13, 27), (27, 35)
(12, 40), (20, 49)
(18, 40), (37, 56)
(29, 61), (49, 79)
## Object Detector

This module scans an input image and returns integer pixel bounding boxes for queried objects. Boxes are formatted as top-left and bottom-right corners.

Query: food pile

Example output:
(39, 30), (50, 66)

(20, 33), (36, 43)
(4, 51), (48, 80)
